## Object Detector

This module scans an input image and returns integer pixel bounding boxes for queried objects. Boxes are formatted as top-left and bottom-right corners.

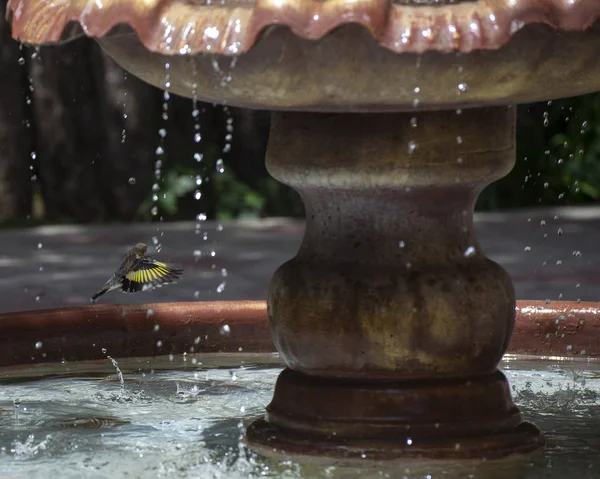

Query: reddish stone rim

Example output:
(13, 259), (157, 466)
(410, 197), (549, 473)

(0, 299), (598, 370)
(0, 301), (272, 368)
(6, 0), (600, 56)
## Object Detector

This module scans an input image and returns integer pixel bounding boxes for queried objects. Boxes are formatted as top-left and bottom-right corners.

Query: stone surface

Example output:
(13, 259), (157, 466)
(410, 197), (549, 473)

(0, 206), (598, 314)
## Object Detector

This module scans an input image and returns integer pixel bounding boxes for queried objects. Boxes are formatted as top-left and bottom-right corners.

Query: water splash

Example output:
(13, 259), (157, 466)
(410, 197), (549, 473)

(106, 355), (125, 389)
(10, 434), (52, 459)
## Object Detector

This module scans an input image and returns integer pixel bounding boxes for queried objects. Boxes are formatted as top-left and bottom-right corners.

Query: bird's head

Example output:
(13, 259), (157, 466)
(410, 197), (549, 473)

(134, 243), (148, 258)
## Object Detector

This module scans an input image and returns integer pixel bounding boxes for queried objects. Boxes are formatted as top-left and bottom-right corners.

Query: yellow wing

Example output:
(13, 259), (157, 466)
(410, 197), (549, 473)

(121, 258), (183, 293)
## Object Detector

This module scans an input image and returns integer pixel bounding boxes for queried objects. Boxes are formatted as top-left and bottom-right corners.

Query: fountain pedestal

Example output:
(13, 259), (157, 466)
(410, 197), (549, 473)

(246, 107), (543, 458)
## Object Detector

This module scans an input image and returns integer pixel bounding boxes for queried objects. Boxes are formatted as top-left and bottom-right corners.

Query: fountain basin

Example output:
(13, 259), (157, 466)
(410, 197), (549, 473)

(0, 300), (598, 477)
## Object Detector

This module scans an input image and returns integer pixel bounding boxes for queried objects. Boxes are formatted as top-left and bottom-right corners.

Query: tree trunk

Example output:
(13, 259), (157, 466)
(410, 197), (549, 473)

(0, 0), (33, 220)
(29, 39), (159, 222)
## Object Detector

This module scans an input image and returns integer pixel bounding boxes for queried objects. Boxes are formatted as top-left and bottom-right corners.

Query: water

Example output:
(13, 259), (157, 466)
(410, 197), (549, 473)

(0, 355), (598, 478)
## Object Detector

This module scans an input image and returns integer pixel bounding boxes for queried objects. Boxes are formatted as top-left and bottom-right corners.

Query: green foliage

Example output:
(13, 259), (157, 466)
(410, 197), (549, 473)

(135, 93), (600, 221)
(137, 165), (197, 220)
(212, 168), (267, 219)
(477, 93), (600, 210)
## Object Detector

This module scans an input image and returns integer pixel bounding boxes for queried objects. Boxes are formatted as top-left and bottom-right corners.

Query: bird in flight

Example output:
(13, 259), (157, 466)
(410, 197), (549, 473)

(91, 243), (183, 303)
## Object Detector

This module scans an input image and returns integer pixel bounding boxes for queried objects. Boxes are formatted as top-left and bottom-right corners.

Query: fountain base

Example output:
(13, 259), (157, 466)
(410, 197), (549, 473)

(246, 369), (543, 460)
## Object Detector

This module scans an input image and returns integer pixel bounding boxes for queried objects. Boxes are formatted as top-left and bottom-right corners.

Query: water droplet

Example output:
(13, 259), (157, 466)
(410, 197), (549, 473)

(457, 83), (468, 93)
(155, 146), (164, 155)
(407, 141), (417, 154)
(35, 341), (42, 350)
(410, 117), (418, 128)
(18, 57), (25, 65)
(398, 240), (406, 248)
(406, 438), (413, 445)
(128, 177), (136, 185)
(194, 153), (203, 162)
(524, 246), (531, 251)
(194, 190), (202, 200)
(158, 128), (167, 138)
(216, 282), (226, 293)
(215, 159), (225, 173)
(194, 133), (201, 143)
(37, 243), (43, 249)
(456, 136), (463, 144)
(220, 324), (231, 336)
(196, 213), (207, 221)
(101, 348), (107, 354)
(463, 246), (476, 257)
(151, 206), (159, 216)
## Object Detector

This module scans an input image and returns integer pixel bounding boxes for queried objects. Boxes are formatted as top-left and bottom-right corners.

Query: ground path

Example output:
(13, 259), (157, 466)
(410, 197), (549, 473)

(1, 206), (599, 313)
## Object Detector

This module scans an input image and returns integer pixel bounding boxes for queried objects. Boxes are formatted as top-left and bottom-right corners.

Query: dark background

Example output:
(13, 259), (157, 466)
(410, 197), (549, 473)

(2, 2), (600, 226)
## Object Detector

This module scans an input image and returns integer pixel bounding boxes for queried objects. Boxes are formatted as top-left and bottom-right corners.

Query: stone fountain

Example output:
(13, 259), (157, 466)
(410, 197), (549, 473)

(7, 0), (600, 462)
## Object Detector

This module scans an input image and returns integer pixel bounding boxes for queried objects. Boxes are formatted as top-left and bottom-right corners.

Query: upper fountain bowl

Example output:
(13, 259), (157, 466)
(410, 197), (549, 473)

(7, 0), (600, 111)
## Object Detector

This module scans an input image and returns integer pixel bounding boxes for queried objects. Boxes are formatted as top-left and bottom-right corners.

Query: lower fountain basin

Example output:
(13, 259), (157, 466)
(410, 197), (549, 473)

(0, 353), (598, 478)
(0, 300), (599, 477)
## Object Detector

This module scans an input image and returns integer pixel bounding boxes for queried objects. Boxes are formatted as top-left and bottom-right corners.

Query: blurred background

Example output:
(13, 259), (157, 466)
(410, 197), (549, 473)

(2, 5), (600, 228)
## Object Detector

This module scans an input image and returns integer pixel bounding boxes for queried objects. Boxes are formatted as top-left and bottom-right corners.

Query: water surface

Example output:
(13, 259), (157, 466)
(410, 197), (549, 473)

(0, 355), (598, 478)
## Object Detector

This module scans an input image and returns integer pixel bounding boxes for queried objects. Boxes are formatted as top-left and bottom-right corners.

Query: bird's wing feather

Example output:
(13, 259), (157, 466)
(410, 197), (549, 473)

(121, 257), (183, 293)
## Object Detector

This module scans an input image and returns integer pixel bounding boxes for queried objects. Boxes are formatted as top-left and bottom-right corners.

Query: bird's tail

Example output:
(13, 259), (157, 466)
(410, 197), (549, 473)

(91, 287), (109, 303)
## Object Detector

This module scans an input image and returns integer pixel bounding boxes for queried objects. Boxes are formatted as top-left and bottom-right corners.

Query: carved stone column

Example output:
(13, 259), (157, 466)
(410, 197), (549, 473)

(247, 107), (543, 459)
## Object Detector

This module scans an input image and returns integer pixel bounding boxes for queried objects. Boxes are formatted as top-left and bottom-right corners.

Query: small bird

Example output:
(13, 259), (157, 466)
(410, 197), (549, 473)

(91, 243), (183, 303)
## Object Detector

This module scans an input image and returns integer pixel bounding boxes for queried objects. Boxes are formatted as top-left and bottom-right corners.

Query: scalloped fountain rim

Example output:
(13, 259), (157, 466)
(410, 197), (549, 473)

(7, 0), (600, 57)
